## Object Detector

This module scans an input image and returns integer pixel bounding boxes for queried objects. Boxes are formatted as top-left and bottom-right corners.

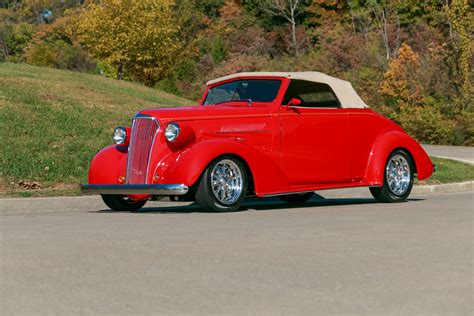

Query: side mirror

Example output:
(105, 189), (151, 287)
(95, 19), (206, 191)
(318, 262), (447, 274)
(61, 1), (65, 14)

(286, 98), (301, 108)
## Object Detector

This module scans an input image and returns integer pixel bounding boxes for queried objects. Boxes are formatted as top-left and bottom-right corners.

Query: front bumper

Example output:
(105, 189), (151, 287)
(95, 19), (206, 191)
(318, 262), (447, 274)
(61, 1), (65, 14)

(81, 184), (189, 195)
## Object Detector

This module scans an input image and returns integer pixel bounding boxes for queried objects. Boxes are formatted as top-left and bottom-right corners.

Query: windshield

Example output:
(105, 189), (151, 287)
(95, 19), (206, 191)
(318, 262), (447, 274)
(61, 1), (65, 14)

(203, 79), (282, 105)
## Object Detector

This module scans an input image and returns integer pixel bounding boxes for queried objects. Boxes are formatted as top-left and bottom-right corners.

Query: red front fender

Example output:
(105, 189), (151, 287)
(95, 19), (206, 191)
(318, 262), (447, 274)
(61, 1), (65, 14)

(88, 145), (127, 185)
(365, 131), (434, 185)
(156, 139), (289, 195)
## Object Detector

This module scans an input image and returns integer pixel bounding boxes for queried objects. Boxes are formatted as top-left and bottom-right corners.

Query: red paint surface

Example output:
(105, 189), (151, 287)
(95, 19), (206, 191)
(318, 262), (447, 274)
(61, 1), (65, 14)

(88, 76), (434, 199)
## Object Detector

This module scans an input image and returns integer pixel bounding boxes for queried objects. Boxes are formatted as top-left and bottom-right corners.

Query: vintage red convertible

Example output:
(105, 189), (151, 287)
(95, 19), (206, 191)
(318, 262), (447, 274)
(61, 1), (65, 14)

(81, 72), (434, 212)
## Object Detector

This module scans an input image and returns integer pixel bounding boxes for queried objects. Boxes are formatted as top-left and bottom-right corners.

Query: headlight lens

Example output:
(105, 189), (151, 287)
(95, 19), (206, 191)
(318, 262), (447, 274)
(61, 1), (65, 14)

(165, 122), (180, 142)
(113, 126), (127, 145)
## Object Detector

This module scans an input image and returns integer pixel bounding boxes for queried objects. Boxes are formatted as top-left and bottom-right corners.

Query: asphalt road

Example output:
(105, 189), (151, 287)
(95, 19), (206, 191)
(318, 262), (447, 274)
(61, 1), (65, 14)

(1, 191), (473, 315)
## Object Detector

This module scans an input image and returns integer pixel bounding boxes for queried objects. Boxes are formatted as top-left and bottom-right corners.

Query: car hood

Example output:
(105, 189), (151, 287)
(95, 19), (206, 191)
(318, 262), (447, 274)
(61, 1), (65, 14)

(140, 103), (272, 123)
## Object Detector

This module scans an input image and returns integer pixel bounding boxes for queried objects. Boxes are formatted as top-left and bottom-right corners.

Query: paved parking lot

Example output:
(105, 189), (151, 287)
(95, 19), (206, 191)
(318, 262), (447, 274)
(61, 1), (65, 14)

(1, 190), (473, 315)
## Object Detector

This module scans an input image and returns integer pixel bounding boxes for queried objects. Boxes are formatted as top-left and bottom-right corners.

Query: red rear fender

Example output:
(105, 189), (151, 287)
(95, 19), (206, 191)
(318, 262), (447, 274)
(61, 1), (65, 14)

(365, 131), (434, 184)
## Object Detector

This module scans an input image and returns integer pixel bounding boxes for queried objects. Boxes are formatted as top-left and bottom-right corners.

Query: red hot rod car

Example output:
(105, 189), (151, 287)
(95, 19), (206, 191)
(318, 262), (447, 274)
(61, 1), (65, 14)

(81, 72), (434, 212)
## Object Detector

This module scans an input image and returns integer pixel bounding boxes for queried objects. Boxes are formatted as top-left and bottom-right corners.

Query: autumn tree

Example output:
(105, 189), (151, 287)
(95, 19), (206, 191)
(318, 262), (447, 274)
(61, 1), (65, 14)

(75, 0), (182, 85)
(258, 0), (307, 58)
(380, 43), (424, 112)
(445, 0), (472, 105)
(380, 43), (452, 143)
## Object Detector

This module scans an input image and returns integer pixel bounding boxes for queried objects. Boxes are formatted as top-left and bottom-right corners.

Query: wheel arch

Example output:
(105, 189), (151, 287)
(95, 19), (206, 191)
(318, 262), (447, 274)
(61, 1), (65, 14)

(364, 130), (433, 185)
(190, 153), (256, 195)
(159, 139), (289, 195)
(88, 145), (127, 184)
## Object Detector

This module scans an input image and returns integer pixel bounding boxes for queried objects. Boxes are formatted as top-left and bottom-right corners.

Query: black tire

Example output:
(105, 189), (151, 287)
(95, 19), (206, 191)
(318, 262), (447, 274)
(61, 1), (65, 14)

(195, 156), (248, 212)
(279, 192), (314, 203)
(101, 194), (147, 211)
(370, 149), (414, 203)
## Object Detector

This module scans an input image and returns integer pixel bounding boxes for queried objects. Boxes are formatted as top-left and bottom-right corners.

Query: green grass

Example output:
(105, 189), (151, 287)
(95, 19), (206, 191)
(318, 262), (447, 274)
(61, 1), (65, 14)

(0, 63), (191, 193)
(417, 157), (474, 185)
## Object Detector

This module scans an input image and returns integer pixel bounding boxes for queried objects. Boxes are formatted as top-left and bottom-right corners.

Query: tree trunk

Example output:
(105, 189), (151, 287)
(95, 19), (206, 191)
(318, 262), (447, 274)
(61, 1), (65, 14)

(291, 17), (298, 59)
(381, 9), (390, 61)
(117, 62), (123, 80)
(348, 1), (356, 33)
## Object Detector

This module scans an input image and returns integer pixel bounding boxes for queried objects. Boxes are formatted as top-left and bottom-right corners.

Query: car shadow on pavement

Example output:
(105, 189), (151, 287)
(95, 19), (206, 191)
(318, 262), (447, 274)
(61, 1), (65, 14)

(92, 194), (424, 214)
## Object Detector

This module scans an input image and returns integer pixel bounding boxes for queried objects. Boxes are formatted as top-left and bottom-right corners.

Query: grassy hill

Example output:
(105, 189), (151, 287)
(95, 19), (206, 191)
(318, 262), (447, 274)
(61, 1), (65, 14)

(0, 63), (192, 195)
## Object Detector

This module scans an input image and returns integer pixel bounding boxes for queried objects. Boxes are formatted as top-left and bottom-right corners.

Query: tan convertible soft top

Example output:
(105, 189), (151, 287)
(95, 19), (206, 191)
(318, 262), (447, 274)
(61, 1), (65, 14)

(206, 72), (369, 109)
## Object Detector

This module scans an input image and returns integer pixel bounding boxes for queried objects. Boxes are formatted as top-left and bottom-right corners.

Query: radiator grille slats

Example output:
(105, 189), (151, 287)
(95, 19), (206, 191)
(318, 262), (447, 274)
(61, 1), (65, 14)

(126, 117), (159, 184)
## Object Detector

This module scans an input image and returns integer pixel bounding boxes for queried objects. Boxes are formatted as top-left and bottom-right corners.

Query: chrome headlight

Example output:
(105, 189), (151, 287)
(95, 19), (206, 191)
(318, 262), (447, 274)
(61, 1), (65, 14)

(165, 122), (180, 142)
(113, 126), (127, 145)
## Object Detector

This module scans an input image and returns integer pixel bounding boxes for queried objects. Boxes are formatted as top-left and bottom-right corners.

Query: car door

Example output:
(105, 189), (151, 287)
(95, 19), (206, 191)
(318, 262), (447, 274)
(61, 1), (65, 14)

(279, 80), (350, 185)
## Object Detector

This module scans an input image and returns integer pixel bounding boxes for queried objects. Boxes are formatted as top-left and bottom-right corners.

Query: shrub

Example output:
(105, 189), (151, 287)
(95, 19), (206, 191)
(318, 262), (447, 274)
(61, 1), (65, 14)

(24, 16), (95, 71)
(398, 105), (453, 144)
(25, 39), (94, 71)
(0, 22), (35, 62)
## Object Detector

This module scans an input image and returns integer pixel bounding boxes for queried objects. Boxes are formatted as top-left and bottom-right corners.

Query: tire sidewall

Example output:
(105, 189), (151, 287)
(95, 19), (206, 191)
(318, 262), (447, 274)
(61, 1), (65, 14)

(383, 150), (414, 202)
(201, 156), (248, 212)
(101, 194), (147, 211)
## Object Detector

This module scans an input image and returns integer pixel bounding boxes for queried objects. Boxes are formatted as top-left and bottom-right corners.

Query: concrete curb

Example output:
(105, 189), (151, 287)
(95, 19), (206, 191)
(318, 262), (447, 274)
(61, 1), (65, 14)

(411, 181), (474, 195)
(0, 182), (472, 203)
(430, 155), (474, 165)
(316, 181), (473, 199)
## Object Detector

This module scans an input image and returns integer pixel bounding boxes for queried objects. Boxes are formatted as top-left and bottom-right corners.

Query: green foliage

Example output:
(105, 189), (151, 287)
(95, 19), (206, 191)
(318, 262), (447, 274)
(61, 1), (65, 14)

(76, 0), (182, 86)
(25, 40), (75, 68)
(0, 21), (35, 61)
(445, 0), (472, 104)
(0, 0), (472, 145)
(211, 36), (229, 64)
(23, 16), (95, 71)
(193, 0), (225, 19)
(398, 105), (453, 144)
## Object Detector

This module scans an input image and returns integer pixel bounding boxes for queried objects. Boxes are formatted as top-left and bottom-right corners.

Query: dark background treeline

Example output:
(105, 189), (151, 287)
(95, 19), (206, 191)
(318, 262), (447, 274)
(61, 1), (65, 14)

(1, 0), (472, 145)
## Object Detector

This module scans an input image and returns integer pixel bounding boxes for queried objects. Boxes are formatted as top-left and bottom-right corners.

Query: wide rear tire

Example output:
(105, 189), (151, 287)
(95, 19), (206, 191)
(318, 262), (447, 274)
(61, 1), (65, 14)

(195, 156), (248, 212)
(101, 194), (147, 211)
(370, 149), (414, 203)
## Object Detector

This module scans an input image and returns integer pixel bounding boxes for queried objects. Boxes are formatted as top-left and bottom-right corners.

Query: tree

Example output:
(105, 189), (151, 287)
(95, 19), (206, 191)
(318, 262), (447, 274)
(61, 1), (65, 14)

(258, 0), (307, 58)
(75, 0), (182, 85)
(380, 43), (423, 111)
(380, 43), (452, 143)
(0, 10), (35, 61)
(445, 0), (472, 103)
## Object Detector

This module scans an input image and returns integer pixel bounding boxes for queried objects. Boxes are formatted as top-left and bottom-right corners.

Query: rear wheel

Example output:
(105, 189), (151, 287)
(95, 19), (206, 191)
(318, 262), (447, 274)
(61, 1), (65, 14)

(370, 149), (414, 203)
(279, 192), (314, 204)
(101, 194), (147, 211)
(195, 156), (248, 212)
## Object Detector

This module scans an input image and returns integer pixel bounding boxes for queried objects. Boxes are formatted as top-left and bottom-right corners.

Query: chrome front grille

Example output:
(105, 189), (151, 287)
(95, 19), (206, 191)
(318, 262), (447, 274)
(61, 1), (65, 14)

(126, 115), (160, 184)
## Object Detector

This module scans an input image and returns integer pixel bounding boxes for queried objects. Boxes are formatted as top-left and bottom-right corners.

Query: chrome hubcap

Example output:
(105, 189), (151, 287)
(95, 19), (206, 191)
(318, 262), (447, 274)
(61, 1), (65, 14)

(211, 159), (243, 205)
(386, 154), (411, 196)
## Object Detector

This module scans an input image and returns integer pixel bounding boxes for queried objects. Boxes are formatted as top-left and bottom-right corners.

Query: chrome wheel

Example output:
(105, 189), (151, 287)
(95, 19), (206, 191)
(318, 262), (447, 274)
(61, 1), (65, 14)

(386, 154), (411, 196)
(210, 159), (243, 205)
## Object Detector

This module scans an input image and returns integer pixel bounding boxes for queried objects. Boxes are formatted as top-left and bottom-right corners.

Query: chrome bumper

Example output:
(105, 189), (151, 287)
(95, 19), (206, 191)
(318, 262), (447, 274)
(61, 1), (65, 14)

(81, 184), (189, 195)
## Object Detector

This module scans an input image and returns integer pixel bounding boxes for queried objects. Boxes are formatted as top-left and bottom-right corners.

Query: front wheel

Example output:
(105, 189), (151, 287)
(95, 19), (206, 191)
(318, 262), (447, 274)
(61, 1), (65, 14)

(370, 149), (414, 203)
(195, 156), (248, 212)
(101, 194), (147, 211)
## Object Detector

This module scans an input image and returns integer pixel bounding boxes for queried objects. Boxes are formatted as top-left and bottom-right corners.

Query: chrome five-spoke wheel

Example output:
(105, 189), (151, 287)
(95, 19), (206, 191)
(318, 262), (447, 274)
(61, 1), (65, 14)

(370, 149), (414, 203)
(196, 156), (248, 212)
